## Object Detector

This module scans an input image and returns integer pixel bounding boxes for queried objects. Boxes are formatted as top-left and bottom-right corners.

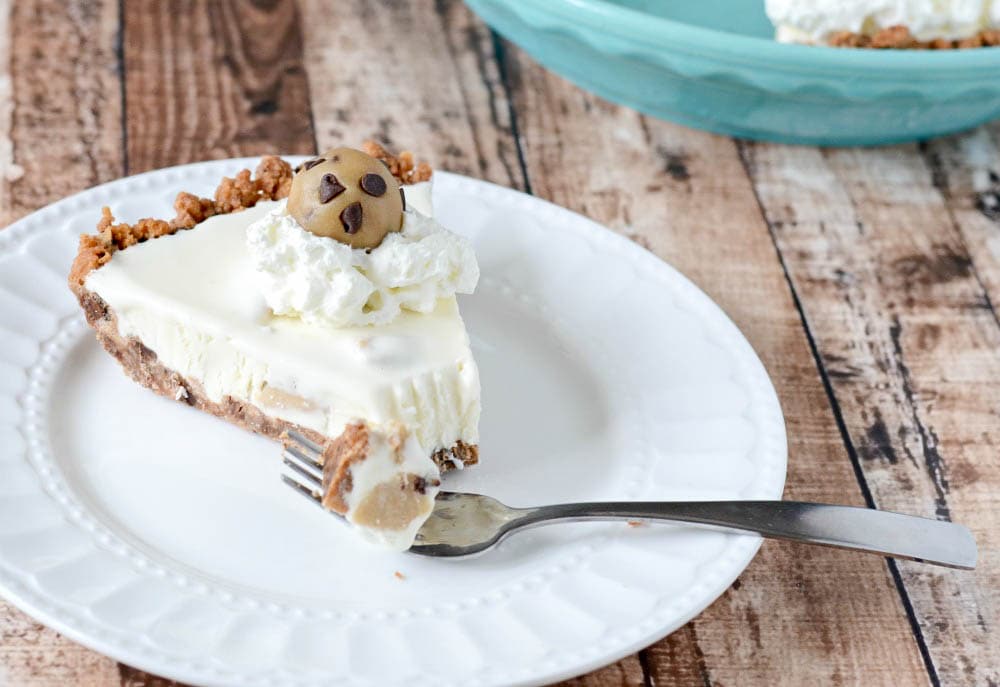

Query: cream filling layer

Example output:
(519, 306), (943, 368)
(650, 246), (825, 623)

(84, 200), (480, 452)
(343, 425), (440, 551)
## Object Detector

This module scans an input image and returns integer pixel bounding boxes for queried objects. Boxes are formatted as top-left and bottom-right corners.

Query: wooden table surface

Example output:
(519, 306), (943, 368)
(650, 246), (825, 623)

(1, 1), (997, 685)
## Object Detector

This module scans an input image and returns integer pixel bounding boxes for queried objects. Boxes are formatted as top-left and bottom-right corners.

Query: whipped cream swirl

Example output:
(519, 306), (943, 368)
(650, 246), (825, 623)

(246, 196), (478, 327)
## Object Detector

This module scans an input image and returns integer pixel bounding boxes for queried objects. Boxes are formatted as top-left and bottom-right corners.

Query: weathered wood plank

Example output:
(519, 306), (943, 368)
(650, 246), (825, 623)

(558, 655), (646, 687)
(920, 123), (1000, 686)
(122, 0), (315, 174)
(923, 123), (1000, 303)
(0, 0), (123, 681)
(117, 664), (183, 687)
(0, 604), (120, 687)
(298, 0), (523, 188)
(741, 138), (1000, 686)
(646, 623), (713, 686)
(0, 0), (122, 226)
(498, 44), (932, 686)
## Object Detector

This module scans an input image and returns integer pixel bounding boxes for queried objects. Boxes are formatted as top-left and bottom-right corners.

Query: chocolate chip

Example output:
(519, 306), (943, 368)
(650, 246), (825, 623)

(360, 173), (387, 197)
(302, 157), (324, 171)
(319, 173), (346, 203)
(413, 476), (427, 494)
(399, 187), (406, 211)
(340, 202), (363, 234)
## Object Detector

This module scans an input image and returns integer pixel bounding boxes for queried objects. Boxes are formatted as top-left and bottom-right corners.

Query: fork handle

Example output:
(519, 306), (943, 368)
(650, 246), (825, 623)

(517, 501), (976, 569)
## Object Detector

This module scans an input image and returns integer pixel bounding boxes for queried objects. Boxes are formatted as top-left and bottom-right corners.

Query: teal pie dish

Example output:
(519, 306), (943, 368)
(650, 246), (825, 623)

(465, 0), (1000, 146)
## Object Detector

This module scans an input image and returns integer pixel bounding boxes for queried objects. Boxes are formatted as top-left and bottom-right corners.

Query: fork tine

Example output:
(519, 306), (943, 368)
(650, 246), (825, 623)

(281, 473), (323, 507)
(283, 455), (322, 487)
(284, 443), (323, 472)
(286, 429), (323, 456)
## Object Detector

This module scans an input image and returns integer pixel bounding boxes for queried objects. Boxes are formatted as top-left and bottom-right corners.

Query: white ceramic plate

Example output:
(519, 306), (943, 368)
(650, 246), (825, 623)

(0, 158), (786, 686)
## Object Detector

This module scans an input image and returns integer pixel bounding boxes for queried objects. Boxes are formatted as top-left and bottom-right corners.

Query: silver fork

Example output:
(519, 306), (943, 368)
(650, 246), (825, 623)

(280, 430), (328, 503)
(281, 433), (977, 568)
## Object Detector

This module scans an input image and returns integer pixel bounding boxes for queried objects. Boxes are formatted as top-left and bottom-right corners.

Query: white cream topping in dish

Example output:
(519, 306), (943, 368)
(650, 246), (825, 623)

(766, 0), (1000, 42)
(245, 182), (478, 328)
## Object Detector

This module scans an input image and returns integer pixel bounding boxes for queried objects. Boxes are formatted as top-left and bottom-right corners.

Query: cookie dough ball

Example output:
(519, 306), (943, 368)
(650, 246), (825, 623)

(288, 147), (404, 249)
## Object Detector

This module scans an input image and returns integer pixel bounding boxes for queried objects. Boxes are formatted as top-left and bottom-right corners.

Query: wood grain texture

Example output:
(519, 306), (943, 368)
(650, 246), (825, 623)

(0, 0), (123, 683)
(924, 123), (1000, 303)
(122, 0), (315, 174)
(498, 44), (932, 686)
(117, 664), (184, 687)
(0, 603), (120, 687)
(298, 0), (523, 189)
(557, 655), (646, 687)
(0, 0), (122, 225)
(742, 139), (1000, 686)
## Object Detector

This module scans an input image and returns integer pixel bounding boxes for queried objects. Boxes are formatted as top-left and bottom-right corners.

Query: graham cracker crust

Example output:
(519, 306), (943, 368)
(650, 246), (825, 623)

(828, 26), (1000, 49)
(68, 145), (478, 478)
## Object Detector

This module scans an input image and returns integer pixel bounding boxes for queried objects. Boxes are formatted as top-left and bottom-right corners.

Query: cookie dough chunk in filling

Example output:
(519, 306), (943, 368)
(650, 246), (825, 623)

(321, 422), (442, 550)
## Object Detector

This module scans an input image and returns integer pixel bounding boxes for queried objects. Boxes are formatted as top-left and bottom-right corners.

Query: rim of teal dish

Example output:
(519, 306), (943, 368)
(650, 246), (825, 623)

(522, 0), (1000, 76)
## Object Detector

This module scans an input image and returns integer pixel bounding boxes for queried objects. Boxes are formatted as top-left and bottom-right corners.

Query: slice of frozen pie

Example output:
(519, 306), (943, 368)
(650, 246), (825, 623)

(69, 143), (480, 549)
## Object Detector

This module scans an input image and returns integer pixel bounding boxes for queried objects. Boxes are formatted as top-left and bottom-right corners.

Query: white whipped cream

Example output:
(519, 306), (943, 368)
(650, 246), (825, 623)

(766, 0), (999, 43)
(245, 188), (478, 328)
